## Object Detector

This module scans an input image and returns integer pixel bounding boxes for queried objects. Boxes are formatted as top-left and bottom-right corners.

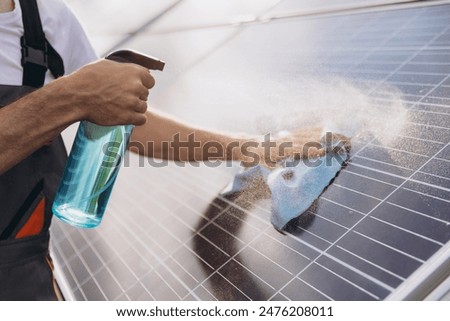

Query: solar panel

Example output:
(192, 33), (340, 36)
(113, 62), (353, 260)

(51, 1), (450, 301)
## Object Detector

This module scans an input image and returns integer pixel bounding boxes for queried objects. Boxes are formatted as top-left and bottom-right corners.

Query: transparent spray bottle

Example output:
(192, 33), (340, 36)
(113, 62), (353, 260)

(52, 50), (165, 228)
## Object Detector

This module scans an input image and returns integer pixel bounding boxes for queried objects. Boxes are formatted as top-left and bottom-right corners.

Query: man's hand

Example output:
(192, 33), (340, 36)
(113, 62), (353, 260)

(242, 127), (351, 168)
(0, 59), (155, 174)
(63, 59), (155, 126)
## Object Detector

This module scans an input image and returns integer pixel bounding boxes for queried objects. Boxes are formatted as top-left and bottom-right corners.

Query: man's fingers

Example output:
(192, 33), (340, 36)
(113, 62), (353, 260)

(141, 71), (155, 89)
(321, 132), (352, 153)
(138, 86), (149, 101)
(260, 127), (352, 168)
(308, 147), (325, 158)
(131, 113), (147, 126)
(134, 100), (148, 113)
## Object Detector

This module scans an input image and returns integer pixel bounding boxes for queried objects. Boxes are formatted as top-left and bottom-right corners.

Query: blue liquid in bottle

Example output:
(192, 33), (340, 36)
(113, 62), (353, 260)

(52, 121), (133, 228)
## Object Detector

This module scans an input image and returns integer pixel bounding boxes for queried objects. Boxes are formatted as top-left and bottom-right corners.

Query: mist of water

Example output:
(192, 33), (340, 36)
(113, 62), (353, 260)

(254, 77), (408, 145)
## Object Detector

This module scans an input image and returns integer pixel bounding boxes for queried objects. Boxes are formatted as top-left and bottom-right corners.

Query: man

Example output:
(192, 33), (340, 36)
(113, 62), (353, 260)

(0, 0), (331, 300)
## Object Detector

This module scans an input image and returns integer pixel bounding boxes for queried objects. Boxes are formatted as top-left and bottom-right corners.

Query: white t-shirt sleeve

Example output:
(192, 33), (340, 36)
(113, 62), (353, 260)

(0, 0), (98, 85)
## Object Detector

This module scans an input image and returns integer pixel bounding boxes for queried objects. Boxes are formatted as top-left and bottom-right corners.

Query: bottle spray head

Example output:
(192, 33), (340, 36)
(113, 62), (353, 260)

(105, 49), (165, 71)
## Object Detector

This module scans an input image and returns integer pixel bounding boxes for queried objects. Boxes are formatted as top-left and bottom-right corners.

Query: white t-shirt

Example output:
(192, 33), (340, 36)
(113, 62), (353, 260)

(0, 0), (97, 85)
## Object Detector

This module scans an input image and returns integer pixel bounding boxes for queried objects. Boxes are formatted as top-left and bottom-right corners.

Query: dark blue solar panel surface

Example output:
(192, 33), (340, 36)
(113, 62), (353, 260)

(51, 2), (450, 301)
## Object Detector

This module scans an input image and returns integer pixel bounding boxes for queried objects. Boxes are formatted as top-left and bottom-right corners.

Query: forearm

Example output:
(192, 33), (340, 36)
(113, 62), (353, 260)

(129, 110), (257, 162)
(130, 110), (335, 167)
(0, 79), (81, 174)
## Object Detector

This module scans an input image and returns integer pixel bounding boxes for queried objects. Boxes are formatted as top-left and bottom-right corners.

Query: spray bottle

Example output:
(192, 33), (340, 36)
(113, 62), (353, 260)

(52, 50), (165, 228)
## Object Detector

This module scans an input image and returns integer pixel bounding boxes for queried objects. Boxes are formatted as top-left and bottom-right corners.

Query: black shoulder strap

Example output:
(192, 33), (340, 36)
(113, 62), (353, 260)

(19, 0), (65, 88)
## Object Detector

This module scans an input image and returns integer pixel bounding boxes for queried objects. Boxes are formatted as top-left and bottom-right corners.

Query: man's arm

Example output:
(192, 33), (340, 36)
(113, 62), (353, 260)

(0, 59), (154, 175)
(130, 110), (328, 167)
(0, 80), (79, 174)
